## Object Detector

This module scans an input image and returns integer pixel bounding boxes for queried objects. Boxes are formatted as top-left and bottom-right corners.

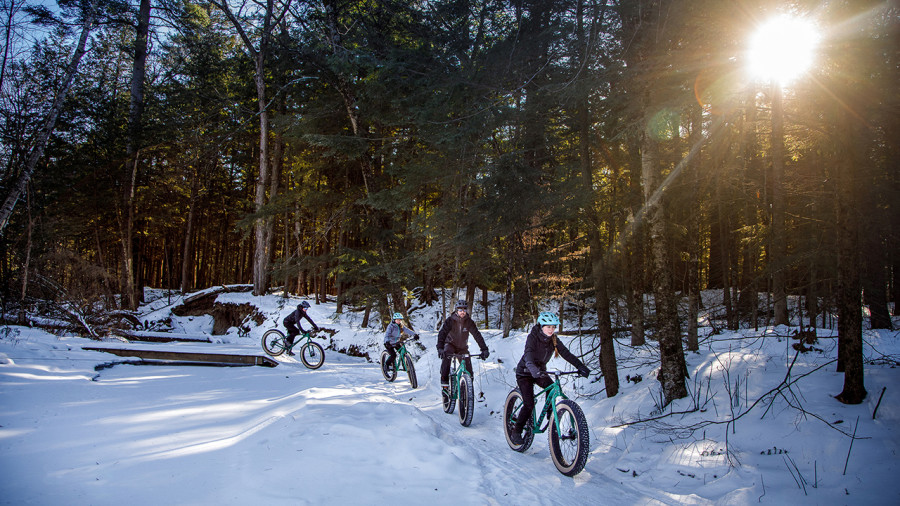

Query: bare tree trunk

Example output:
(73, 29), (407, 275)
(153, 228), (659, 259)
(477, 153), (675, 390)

(738, 88), (759, 326)
(0, 0), (97, 232)
(643, 126), (687, 406)
(251, 67), (271, 295)
(0, 0), (23, 103)
(502, 262), (513, 338)
(685, 103), (701, 350)
(835, 110), (866, 404)
(19, 188), (32, 303)
(117, 0), (151, 309)
(214, 0), (285, 296)
(181, 167), (199, 293)
(628, 228), (646, 346)
(482, 287), (489, 328)
(573, 0), (617, 394)
(594, 253), (619, 398)
(770, 85), (789, 326)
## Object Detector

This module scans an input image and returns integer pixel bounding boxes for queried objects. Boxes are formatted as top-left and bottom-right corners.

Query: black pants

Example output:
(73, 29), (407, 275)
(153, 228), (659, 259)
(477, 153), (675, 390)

(384, 342), (398, 365)
(285, 322), (300, 346)
(513, 374), (553, 433)
(440, 343), (473, 384)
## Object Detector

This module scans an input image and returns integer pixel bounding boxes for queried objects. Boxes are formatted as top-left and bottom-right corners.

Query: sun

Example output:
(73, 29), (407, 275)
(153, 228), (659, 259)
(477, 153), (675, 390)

(747, 15), (819, 85)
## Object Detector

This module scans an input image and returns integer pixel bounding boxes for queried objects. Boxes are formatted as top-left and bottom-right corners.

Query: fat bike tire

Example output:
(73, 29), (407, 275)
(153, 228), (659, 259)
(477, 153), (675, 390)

(404, 355), (418, 389)
(458, 373), (475, 427)
(503, 389), (534, 452)
(549, 400), (590, 477)
(380, 351), (397, 381)
(299, 341), (325, 370)
(262, 329), (286, 357)
(442, 374), (457, 414)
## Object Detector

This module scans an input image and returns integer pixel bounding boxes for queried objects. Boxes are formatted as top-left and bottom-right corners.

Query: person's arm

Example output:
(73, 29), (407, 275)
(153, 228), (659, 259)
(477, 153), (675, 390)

(436, 318), (451, 351)
(302, 311), (319, 331)
(522, 335), (543, 378)
(468, 319), (487, 351)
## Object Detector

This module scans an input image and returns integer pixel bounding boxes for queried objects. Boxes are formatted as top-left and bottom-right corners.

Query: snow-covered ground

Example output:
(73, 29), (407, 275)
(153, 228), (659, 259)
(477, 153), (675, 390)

(1, 288), (898, 505)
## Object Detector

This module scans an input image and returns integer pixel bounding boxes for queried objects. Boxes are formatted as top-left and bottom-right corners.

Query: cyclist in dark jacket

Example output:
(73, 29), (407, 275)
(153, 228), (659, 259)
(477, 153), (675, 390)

(510, 311), (589, 445)
(283, 301), (319, 355)
(437, 300), (489, 391)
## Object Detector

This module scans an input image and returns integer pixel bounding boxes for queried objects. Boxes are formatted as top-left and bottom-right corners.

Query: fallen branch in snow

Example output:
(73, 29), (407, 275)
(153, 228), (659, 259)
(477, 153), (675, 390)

(843, 416), (860, 475)
(611, 349), (860, 441)
(872, 387), (886, 419)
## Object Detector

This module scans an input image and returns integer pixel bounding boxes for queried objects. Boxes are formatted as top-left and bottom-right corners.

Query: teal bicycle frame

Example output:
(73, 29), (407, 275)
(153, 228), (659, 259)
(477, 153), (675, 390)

(446, 353), (472, 401)
(443, 353), (479, 427)
(392, 342), (413, 373)
(528, 371), (578, 435)
(504, 370), (589, 476)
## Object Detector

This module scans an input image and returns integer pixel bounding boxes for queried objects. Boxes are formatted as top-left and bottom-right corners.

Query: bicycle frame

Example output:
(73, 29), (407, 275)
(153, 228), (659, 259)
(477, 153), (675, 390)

(285, 331), (313, 353)
(529, 373), (571, 436)
(446, 353), (472, 400)
(392, 343), (411, 372)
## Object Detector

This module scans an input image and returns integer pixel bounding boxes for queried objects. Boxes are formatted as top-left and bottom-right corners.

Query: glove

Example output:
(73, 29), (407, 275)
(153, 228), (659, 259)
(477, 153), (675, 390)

(437, 349), (444, 359)
(536, 371), (550, 380)
(480, 349), (489, 360)
(413, 334), (420, 340)
(578, 366), (590, 378)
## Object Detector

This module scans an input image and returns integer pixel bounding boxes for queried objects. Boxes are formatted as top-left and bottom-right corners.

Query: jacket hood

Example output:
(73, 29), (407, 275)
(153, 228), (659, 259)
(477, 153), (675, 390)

(530, 323), (553, 343)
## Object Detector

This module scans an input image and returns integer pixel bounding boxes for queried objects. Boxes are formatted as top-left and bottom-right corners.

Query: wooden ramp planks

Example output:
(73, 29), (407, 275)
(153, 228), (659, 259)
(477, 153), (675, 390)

(83, 347), (279, 367)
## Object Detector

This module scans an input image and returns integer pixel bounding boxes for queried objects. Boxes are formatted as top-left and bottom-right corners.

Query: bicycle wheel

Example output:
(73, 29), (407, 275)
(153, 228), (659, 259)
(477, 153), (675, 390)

(442, 373), (457, 414)
(380, 351), (397, 381)
(458, 372), (475, 427)
(503, 389), (534, 452)
(261, 329), (286, 357)
(404, 354), (418, 389)
(549, 399), (590, 476)
(299, 341), (325, 369)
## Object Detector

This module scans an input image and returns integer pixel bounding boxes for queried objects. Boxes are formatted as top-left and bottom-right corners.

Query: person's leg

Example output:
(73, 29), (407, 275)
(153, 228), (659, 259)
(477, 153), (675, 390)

(440, 343), (458, 387)
(285, 322), (299, 354)
(513, 375), (537, 434)
(385, 342), (397, 364)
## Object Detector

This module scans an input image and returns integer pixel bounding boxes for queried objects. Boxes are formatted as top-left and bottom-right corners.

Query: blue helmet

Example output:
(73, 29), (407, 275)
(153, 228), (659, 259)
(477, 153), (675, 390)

(392, 312), (404, 320)
(455, 300), (468, 310)
(298, 301), (310, 310)
(537, 311), (560, 326)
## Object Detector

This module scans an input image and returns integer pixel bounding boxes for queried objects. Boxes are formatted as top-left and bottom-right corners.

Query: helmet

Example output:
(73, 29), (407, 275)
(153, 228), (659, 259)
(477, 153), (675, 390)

(298, 301), (310, 310)
(455, 300), (467, 310)
(537, 311), (560, 326)
(392, 312), (404, 320)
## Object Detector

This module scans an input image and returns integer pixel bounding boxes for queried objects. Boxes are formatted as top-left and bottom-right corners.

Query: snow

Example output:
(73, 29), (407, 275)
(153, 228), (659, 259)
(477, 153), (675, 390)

(1, 289), (898, 505)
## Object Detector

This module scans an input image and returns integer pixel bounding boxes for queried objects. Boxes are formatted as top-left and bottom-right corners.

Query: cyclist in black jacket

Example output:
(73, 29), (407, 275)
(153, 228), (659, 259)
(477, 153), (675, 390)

(437, 300), (489, 393)
(510, 311), (589, 445)
(283, 301), (319, 356)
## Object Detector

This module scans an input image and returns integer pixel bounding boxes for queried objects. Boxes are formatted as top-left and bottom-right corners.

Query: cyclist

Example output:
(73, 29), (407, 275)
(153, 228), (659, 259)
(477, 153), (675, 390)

(283, 301), (319, 356)
(437, 300), (489, 395)
(384, 312), (417, 369)
(509, 311), (590, 445)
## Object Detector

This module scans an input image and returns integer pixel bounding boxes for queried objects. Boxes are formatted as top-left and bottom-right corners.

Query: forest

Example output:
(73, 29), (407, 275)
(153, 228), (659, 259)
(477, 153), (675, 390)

(0, 0), (897, 406)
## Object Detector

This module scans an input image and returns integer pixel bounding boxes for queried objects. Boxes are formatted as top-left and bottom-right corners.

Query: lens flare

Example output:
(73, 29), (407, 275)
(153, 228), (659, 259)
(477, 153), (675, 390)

(748, 15), (819, 84)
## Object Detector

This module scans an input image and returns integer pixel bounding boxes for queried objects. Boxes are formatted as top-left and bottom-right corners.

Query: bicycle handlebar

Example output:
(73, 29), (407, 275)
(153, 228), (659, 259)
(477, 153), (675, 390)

(446, 352), (489, 361)
(547, 370), (581, 377)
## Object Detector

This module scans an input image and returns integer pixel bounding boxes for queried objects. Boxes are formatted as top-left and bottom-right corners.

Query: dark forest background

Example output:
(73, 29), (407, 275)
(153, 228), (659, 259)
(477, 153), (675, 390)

(1, 0), (896, 404)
